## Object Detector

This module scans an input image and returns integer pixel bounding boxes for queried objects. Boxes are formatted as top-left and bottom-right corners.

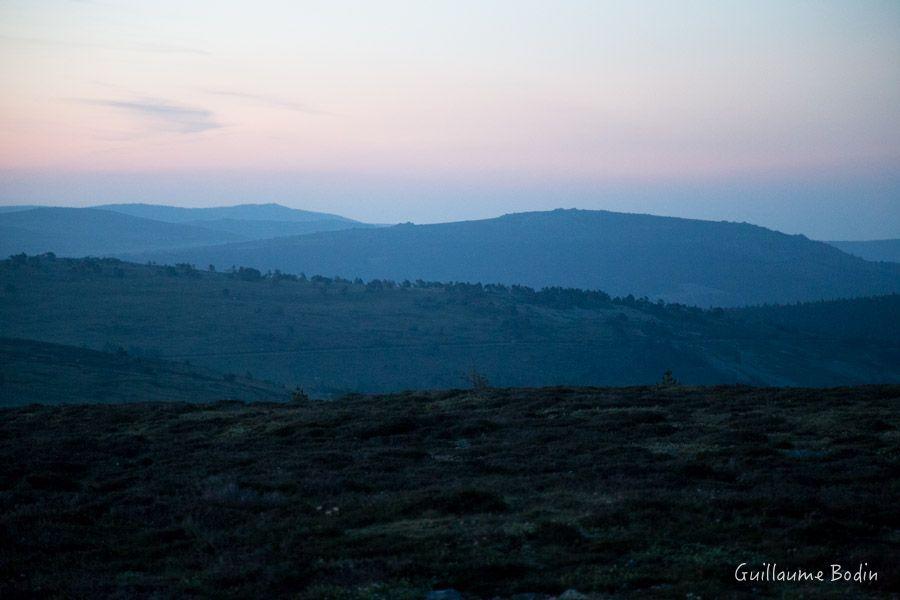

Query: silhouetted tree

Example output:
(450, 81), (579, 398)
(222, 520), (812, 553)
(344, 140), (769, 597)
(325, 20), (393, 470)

(659, 369), (679, 387)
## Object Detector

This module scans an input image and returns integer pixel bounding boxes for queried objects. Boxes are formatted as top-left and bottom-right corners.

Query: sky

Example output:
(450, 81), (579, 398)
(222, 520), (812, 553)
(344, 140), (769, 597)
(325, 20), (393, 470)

(0, 1), (898, 239)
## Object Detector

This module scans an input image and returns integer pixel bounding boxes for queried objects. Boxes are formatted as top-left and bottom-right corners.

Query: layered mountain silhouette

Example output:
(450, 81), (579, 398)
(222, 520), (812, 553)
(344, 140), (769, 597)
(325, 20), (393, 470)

(0, 203), (371, 257)
(133, 209), (900, 307)
(0, 207), (242, 256)
(94, 202), (361, 224)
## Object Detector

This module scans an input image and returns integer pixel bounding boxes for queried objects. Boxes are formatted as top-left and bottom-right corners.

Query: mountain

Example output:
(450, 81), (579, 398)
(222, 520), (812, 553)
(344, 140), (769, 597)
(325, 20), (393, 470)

(0, 207), (241, 257)
(2, 255), (897, 395)
(132, 209), (900, 307)
(0, 204), (374, 258)
(95, 202), (362, 224)
(0, 337), (284, 406)
(827, 239), (900, 263)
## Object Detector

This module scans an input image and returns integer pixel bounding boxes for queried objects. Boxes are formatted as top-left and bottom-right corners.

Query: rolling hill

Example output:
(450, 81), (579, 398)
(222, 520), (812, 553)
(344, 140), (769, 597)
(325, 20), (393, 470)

(131, 209), (900, 307)
(0, 337), (285, 406)
(827, 239), (900, 263)
(1, 254), (897, 395)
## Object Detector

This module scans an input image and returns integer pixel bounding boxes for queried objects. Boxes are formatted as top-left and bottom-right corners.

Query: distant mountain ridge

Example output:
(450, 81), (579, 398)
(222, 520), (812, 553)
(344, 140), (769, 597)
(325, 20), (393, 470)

(4, 204), (898, 307)
(133, 208), (900, 307)
(95, 202), (362, 224)
(0, 207), (242, 256)
(827, 239), (900, 263)
(0, 203), (372, 258)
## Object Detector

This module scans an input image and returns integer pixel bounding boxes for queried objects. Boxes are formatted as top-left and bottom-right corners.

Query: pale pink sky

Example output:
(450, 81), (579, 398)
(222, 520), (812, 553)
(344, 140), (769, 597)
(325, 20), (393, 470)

(1, 1), (898, 237)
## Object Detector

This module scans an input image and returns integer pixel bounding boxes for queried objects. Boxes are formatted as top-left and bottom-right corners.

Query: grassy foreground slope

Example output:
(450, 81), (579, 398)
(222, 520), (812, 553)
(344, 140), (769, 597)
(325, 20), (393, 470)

(0, 338), (285, 406)
(1, 385), (898, 598)
(1, 255), (898, 395)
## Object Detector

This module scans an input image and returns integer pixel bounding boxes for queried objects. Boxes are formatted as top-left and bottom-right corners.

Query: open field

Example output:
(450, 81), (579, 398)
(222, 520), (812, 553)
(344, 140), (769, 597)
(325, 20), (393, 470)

(1, 385), (898, 598)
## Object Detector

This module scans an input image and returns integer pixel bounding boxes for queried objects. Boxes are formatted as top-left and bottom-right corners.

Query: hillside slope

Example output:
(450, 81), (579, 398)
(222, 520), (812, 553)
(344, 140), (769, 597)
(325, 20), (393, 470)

(827, 239), (900, 263)
(0, 337), (284, 406)
(132, 209), (900, 307)
(1, 255), (897, 394)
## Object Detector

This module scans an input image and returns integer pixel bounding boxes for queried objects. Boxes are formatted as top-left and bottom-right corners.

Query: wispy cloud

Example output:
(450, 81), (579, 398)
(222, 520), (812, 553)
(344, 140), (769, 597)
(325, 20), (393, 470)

(77, 98), (222, 134)
(203, 89), (333, 115)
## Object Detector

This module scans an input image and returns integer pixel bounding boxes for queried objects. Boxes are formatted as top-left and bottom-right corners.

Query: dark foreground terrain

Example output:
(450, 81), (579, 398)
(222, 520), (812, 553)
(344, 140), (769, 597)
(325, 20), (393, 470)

(1, 386), (898, 598)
